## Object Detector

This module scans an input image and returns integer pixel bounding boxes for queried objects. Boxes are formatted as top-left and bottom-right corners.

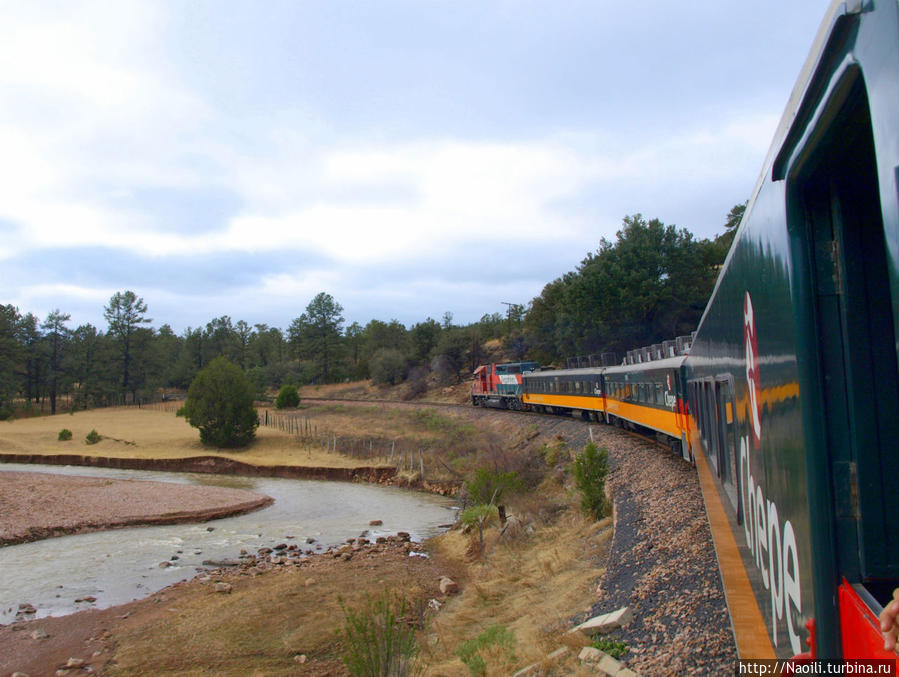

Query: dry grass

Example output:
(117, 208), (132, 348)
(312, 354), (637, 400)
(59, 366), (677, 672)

(108, 548), (439, 677)
(422, 494), (613, 676)
(0, 407), (377, 469)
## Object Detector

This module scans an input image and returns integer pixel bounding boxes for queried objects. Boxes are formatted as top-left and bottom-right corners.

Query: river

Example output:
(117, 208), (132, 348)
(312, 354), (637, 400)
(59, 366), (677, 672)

(0, 463), (456, 621)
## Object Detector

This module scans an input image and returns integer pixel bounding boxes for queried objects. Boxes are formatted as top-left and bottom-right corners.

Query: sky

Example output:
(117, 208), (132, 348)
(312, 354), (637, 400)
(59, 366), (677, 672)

(1, 0), (829, 334)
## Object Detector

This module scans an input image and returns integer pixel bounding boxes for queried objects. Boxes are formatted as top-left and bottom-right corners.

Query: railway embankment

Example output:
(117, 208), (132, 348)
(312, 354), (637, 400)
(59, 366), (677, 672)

(589, 426), (737, 674)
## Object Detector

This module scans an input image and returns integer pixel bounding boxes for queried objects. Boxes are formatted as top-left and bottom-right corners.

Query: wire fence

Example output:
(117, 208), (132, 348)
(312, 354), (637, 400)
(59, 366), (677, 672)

(257, 408), (430, 477)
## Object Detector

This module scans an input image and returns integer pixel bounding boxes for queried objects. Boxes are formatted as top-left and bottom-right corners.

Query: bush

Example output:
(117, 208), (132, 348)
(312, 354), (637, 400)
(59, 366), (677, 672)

(340, 592), (422, 677)
(460, 503), (498, 560)
(85, 429), (101, 445)
(275, 384), (300, 409)
(178, 357), (259, 448)
(591, 636), (629, 658)
(573, 441), (610, 519)
(464, 467), (523, 506)
(456, 625), (516, 676)
(58, 429), (73, 441)
(370, 348), (407, 385)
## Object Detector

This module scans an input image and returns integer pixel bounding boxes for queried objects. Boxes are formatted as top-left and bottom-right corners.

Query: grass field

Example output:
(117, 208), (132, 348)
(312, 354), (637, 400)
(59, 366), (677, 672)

(0, 406), (376, 469)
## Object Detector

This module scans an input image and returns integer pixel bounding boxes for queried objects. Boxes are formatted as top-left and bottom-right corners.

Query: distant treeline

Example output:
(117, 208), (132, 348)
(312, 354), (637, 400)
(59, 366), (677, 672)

(0, 208), (742, 418)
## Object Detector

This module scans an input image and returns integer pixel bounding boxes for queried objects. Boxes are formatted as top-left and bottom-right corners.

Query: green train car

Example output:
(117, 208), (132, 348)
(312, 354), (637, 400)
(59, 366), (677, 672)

(685, 0), (899, 661)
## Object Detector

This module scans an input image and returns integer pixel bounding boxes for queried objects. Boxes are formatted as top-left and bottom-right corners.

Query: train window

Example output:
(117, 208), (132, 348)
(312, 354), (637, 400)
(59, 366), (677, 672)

(703, 381), (718, 474)
(574, 381), (581, 394)
(715, 377), (740, 514)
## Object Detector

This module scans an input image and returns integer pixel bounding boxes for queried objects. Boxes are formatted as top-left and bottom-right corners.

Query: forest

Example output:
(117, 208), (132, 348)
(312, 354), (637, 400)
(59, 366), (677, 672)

(0, 207), (742, 418)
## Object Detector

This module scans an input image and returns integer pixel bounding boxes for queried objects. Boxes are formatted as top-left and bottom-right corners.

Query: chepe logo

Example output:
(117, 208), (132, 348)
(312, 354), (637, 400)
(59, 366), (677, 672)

(743, 291), (762, 448)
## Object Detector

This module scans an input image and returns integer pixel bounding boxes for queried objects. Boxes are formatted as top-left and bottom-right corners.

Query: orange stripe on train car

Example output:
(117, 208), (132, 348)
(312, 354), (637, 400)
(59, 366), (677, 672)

(604, 398), (682, 437)
(692, 424), (776, 659)
(522, 393), (604, 411)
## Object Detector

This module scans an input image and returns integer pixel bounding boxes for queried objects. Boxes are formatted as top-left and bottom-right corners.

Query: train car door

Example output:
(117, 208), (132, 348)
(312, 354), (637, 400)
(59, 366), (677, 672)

(785, 66), (899, 658)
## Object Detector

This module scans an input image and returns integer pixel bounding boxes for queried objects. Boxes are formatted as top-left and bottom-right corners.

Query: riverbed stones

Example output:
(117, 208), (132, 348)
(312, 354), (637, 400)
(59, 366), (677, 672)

(369, 519), (383, 526)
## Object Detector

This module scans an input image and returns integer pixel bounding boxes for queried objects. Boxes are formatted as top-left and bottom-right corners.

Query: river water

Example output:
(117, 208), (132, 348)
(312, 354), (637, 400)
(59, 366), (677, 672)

(0, 463), (457, 621)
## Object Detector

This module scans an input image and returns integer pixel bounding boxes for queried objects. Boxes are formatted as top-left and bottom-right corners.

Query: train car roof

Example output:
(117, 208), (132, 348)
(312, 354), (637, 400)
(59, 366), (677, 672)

(522, 366), (603, 378)
(523, 354), (686, 378)
(603, 354), (687, 375)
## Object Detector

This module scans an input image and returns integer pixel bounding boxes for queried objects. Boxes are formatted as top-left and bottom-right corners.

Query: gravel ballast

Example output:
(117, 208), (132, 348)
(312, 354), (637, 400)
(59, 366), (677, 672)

(586, 427), (738, 675)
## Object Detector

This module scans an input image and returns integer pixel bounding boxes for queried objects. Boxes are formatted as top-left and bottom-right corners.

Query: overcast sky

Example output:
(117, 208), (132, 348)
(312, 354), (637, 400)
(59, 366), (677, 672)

(1, 1), (828, 334)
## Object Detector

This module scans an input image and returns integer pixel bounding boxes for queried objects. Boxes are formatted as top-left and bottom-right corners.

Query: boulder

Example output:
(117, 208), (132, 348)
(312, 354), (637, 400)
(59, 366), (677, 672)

(214, 582), (233, 594)
(578, 646), (604, 664)
(369, 519), (383, 526)
(571, 606), (633, 636)
(31, 628), (49, 640)
(439, 576), (459, 595)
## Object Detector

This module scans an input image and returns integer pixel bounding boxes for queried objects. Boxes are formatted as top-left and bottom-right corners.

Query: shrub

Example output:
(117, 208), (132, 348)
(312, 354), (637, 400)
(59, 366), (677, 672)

(85, 429), (101, 445)
(573, 441), (610, 519)
(275, 384), (300, 409)
(460, 503), (498, 560)
(591, 636), (629, 658)
(464, 467), (522, 506)
(370, 348), (407, 385)
(58, 428), (73, 441)
(178, 357), (259, 448)
(340, 592), (422, 677)
(540, 439), (568, 466)
(456, 625), (517, 677)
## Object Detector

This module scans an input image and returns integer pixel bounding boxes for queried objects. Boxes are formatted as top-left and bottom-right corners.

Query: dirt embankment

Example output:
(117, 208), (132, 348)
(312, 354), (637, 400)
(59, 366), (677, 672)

(0, 471), (274, 547)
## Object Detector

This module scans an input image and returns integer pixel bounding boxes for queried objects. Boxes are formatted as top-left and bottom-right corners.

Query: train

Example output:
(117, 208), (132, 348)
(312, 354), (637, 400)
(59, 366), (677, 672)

(471, 0), (899, 664)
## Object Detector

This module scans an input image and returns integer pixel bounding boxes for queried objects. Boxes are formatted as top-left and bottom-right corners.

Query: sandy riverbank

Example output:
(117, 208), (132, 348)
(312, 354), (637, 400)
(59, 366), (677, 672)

(0, 471), (273, 546)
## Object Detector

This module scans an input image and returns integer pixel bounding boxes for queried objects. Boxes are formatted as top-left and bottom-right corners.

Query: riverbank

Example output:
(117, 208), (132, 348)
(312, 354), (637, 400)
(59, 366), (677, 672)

(0, 471), (273, 546)
(0, 537), (451, 677)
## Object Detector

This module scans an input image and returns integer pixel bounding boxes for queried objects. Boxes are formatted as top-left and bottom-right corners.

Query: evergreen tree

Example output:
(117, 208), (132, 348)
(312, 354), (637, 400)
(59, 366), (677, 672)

(104, 291), (152, 402)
